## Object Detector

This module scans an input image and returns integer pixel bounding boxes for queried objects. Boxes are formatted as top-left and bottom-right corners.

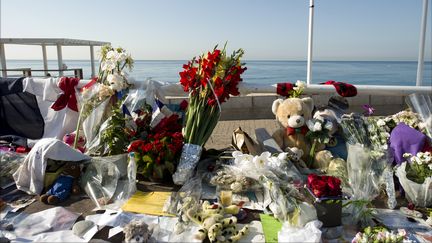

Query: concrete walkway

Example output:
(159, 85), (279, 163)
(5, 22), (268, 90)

(205, 119), (280, 150)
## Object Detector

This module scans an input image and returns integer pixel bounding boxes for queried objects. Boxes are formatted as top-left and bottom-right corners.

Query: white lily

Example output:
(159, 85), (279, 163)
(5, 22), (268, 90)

(106, 50), (118, 60)
(253, 152), (271, 167)
(101, 60), (116, 71)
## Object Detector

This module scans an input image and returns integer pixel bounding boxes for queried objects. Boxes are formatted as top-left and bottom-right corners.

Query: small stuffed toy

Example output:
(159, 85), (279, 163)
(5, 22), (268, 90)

(123, 220), (153, 243)
(40, 162), (81, 204)
(186, 201), (249, 243)
(63, 132), (85, 153)
(272, 97), (314, 161)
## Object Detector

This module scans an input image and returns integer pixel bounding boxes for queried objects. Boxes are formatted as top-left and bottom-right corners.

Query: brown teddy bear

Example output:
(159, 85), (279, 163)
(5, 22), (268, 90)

(40, 162), (81, 204)
(272, 97), (314, 161)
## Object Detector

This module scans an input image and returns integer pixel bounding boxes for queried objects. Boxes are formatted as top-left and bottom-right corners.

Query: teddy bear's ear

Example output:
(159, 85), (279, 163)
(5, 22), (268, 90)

(301, 97), (314, 112)
(272, 99), (284, 115)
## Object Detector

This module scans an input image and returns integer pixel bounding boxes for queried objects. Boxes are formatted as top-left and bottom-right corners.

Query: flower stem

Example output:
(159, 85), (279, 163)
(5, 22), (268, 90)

(309, 139), (317, 167)
(73, 104), (84, 149)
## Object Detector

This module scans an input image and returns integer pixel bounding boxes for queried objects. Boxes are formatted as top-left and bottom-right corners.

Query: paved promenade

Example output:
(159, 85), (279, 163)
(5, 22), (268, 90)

(205, 119), (280, 150)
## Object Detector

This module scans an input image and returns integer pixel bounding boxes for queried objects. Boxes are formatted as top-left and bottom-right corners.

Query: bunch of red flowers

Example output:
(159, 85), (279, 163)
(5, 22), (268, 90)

(307, 174), (342, 198)
(180, 45), (247, 146)
(128, 114), (183, 178)
(179, 48), (246, 106)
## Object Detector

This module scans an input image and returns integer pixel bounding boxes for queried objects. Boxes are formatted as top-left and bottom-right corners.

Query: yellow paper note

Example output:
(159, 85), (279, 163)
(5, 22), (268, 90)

(121, 191), (174, 216)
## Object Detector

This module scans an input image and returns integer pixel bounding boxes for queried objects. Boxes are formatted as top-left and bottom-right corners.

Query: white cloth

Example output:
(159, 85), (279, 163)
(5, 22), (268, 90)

(13, 138), (90, 195)
(22, 77), (80, 143)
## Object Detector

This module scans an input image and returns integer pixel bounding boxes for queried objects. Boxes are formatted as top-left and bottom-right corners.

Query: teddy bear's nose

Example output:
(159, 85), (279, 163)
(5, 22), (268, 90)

(296, 119), (301, 123)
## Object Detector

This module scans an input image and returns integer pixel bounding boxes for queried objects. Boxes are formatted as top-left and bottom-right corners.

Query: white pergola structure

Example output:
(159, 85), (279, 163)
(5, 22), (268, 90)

(0, 38), (110, 78)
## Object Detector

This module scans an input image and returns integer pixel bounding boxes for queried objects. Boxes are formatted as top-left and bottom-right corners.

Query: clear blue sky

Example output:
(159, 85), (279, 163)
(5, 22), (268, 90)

(1, 0), (431, 61)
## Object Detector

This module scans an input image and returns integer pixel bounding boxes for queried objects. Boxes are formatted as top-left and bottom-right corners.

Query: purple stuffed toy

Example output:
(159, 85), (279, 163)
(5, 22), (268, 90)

(389, 123), (427, 165)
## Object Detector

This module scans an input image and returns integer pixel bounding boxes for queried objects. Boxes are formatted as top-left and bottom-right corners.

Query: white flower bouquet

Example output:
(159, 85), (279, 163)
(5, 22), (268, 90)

(305, 115), (333, 166)
(396, 152), (432, 207)
(74, 45), (134, 150)
(352, 226), (407, 243)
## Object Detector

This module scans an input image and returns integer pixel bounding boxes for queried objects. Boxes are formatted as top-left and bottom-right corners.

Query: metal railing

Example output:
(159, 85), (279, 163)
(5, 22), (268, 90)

(0, 68), (83, 79)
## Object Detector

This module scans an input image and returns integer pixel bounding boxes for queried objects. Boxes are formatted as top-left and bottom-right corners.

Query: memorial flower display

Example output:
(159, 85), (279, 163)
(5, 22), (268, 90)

(128, 114), (184, 181)
(74, 45), (134, 149)
(180, 45), (247, 146)
(352, 227), (407, 243)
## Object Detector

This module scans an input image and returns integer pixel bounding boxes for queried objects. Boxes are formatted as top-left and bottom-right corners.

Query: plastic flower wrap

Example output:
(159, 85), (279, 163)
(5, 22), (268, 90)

(306, 115), (333, 165)
(395, 152), (432, 207)
(230, 151), (303, 221)
(180, 45), (246, 146)
(352, 226), (407, 243)
(405, 93), (432, 137)
(75, 45), (134, 149)
(340, 113), (395, 225)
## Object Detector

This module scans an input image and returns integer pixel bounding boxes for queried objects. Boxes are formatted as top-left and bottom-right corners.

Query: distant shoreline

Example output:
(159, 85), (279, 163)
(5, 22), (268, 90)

(5, 59), (432, 63)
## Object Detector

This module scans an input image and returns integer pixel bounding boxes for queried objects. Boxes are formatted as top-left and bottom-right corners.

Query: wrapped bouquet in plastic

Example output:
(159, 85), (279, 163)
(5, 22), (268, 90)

(395, 152), (432, 207)
(340, 113), (395, 226)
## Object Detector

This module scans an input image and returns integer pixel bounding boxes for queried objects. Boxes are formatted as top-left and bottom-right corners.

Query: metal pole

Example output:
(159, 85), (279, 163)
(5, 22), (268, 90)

(42, 44), (48, 76)
(0, 44), (7, 77)
(90, 45), (95, 78)
(57, 44), (63, 76)
(306, 0), (314, 85)
(416, 0), (429, 86)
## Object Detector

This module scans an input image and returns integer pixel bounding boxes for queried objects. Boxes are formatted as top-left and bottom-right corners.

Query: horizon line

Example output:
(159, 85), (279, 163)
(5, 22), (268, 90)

(5, 59), (432, 62)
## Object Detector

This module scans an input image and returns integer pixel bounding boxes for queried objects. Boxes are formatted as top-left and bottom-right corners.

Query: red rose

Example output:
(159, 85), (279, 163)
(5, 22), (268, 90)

(307, 174), (319, 187)
(327, 176), (342, 196)
(311, 180), (328, 198)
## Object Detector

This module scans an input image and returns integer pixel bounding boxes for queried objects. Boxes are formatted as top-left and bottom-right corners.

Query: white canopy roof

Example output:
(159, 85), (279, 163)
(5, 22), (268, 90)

(0, 38), (109, 46)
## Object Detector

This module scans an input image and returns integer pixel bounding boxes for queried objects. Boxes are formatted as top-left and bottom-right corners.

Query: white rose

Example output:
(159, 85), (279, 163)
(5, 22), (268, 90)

(306, 120), (315, 131)
(313, 122), (322, 131)
(295, 80), (306, 89)
(428, 164), (432, 170)
(377, 119), (386, 126)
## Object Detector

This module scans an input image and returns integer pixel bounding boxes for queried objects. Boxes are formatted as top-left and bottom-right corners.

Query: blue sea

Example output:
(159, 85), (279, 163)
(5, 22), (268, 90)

(5, 60), (432, 86)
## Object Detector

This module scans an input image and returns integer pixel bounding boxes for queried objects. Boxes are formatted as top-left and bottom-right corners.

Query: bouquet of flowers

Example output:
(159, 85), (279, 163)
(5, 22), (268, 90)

(289, 80), (307, 98)
(305, 115), (333, 165)
(403, 152), (432, 184)
(75, 45), (134, 149)
(396, 152), (432, 207)
(172, 44), (246, 185)
(340, 113), (394, 225)
(128, 114), (183, 181)
(180, 45), (247, 146)
(306, 174), (342, 227)
(406, 93), (432, 137)
(352, 227), (407, 243)
(365, 117), (391, 160)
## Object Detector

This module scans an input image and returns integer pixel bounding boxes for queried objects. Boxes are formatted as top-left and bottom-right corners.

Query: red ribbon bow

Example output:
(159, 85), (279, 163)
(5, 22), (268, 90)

(51, 77), (80, 112)
(286, 126), (309, 136)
